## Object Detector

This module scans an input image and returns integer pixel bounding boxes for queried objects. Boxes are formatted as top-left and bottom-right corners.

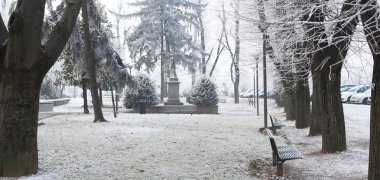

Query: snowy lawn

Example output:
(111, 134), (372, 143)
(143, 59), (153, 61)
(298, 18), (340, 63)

(5, 98), (370, 179)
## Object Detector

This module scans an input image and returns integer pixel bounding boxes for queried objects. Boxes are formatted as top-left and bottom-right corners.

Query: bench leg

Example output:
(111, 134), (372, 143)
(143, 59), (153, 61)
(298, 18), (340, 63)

(272, 152), (277, 166)
(277, 162), (283, 176)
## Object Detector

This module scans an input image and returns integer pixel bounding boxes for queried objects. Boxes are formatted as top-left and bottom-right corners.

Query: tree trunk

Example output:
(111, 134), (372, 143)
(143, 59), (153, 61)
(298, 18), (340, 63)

(368, 52), (380, 180)
(0, 0), (82, 176)
(110, 80), (116, 118)
(309, 63), (322, 136)
(233, 0), (240, 104)
(303, 1), (325, 136)
(319, 1), (359, 153)
(60, 85), (65, 98)
(160, 4), (165, 103)
(99, 86), (103, 107)
(0, 72), (42, 176)
(295, 78), (310, 129)
(197, 0), (206, 75)
(359, 1), (380, 178)
(82, 79), (90, 114)
(283, 81), (296, 120)
(82, 0), (106, 122)
(320, 48), (347, 152)
(115, 86), (119, 112)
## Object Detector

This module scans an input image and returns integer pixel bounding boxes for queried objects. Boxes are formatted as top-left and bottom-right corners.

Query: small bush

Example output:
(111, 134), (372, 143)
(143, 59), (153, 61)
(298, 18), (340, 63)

(123, 75), (158, 109)
(189, 77), (218, 106)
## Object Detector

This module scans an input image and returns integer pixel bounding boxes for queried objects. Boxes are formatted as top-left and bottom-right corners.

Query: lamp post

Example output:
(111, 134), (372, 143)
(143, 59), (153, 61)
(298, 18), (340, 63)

(252, 66), (256, 108)
(256, 59), (259, 116)
(259, 22), (269, 128)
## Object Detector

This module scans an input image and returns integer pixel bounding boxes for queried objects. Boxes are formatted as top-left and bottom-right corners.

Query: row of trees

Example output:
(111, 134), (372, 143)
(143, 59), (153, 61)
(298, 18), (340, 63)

(251, 0), (380, 178)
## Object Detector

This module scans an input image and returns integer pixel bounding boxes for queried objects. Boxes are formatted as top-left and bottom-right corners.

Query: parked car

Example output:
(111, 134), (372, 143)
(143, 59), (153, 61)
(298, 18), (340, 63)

(240, 89), (253, 97)
(258, 89), (273, 98)
(369, 97), (371, 104)
(241, 89), (255, 98)
(349, 89), (371, 104)
(341, 85), (371, 103)
(340, 85), (356, 92)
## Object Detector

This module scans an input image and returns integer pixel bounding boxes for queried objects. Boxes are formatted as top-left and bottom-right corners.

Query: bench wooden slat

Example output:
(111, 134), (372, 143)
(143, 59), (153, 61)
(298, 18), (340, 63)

(277, 145), (303, 160)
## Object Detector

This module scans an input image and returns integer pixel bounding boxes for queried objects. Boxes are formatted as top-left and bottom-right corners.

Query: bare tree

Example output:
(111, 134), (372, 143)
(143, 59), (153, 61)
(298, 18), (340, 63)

(222, 1), (241, 104)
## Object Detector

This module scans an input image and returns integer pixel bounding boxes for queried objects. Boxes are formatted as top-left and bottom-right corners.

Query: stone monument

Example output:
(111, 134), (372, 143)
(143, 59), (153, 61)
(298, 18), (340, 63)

(164, 77), (183, 105)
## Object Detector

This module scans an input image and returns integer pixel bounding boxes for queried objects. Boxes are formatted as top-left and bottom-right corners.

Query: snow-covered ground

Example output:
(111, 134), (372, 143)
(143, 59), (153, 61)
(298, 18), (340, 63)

(4, 98), (370, 179)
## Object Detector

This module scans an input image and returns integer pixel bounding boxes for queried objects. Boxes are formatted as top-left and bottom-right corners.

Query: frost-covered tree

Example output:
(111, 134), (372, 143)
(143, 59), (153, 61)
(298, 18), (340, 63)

(252, 0), (360, 152)
(123, 75), (158, 109)
(82, 0), (108, 122)
(189, 77), (218, 106)
(81, 0), (135, 121)
(221, 1), (240, 104)
(359, 1), (380, 178)
(124, 0), (203, 102)
(41, 73), (60, 99)
(0, 0), (82, 176)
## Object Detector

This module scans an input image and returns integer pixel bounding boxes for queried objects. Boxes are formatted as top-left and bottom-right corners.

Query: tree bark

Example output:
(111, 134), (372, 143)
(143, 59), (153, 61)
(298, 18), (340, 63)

(99, 86), (103, 107)
(160, 4), (165, 103)
(319, 0), (359, 153)
(295, 43), (311, 129)
(115, 86), (119, 112)
(197, 0), (206, 75)
(110, 80), (116, 118)
(82, 0), (106, 122)
(234, 0), (240, 104)
(303, 1), (326, 136)
(0, 71), (41, 176)
(367, 48), (380, 180)
(309, 69), (322, 135)
(82, 79), (90, 114)
(284, 85), (296, 120)
(0, 0), (82, 176)
(295, 78), (310, 128)
(359, 1), (380, 178)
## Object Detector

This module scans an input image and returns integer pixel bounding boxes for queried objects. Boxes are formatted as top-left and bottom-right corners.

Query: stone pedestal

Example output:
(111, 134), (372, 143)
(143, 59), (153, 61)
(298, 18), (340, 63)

(164, 77), (183, 105)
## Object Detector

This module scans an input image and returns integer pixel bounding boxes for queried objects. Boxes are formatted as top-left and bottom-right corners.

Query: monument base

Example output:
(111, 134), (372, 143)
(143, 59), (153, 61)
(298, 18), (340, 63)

(164, 102), (184, 105)
(165, 77), (183, 105)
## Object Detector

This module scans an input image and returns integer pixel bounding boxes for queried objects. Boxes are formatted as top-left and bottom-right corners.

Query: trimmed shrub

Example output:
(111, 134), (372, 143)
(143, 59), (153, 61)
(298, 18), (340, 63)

(123, 75), (158, 109)
(189, 77), (218, 106)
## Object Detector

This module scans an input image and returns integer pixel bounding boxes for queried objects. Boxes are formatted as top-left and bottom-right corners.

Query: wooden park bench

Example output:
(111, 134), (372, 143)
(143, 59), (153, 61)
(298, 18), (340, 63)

(269, 115), (285, 134)
(265, 128), (303, 176)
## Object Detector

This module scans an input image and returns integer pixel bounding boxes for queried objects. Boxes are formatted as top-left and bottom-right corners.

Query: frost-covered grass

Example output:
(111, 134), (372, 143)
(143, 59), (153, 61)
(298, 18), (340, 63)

(5, 98), (371, 179)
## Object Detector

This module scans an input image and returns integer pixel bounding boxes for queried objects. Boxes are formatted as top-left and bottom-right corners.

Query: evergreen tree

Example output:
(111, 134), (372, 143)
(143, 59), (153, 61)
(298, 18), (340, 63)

(189, 77), (218, 106)
(123, 75), (158, 109)
(124, 0), (204, 101)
